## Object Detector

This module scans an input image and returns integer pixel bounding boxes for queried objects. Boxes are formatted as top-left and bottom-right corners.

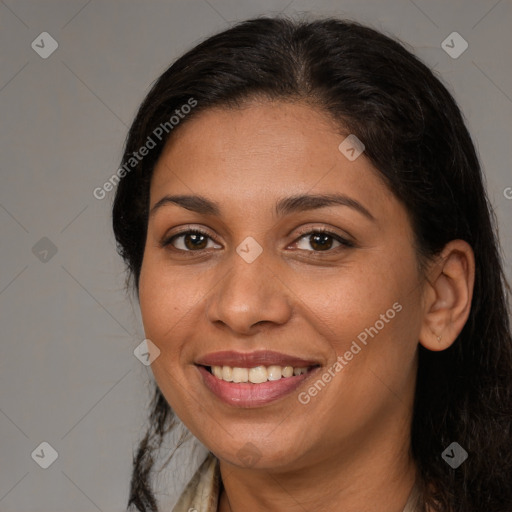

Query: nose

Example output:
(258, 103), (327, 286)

(205, 247), (293, 335)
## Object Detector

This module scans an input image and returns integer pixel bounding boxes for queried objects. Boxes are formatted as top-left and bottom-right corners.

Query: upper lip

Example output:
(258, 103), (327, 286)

(195, 350), (320, 368)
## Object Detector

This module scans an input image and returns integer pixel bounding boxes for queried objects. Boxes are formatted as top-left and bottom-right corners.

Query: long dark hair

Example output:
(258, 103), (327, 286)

(112, 16), (512, 512)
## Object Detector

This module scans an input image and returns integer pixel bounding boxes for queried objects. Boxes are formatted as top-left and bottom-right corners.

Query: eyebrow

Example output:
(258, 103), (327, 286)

(149, 193), (375, 221)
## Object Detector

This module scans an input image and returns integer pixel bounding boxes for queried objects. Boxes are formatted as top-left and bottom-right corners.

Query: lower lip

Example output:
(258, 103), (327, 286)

(196, 365), (320, 408)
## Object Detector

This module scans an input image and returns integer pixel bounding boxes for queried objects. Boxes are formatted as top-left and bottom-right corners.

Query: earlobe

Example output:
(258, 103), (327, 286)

(419, 240), (475, 352)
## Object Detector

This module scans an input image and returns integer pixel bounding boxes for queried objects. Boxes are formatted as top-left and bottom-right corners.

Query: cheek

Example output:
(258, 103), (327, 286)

(138, 256), (185, 358)
(138, 253), (218, 389)
(139, 252), (195, 335)
(303, 250), (421, 369)
(138, 258), (201, 415)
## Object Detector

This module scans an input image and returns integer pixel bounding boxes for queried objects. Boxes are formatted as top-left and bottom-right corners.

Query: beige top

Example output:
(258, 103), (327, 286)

(172, 453), (422, 512)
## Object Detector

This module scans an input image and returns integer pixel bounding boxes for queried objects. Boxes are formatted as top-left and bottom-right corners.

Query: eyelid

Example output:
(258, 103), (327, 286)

(160, 226), (217, 249)
(161, 224), (355, 253)
(291, 225), (355, 247)
(288, 230), (355, 255)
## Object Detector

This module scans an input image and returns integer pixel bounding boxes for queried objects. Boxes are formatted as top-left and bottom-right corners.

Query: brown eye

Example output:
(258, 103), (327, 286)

(294, 230), (353, 252)
(182, 232), (208, 250)
(163, 230), (221, 252)
(308, 232), (334, 251)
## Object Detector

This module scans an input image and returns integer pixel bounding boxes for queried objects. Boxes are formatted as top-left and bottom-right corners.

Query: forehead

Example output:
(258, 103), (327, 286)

(150, 100), (396, 217)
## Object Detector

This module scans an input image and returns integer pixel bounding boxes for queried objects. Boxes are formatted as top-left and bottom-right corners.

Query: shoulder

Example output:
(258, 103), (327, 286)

(172, 452), (220, 512)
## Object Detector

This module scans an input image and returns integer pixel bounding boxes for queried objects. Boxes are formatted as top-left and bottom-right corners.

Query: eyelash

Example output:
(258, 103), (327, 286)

(161, 227), (354, 254)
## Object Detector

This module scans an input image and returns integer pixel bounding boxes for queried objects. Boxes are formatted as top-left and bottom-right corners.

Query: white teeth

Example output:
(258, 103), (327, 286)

(212, 366), (223, 379)
(232, 367), (248, 383)
(209, 364), (310, 383)
(248, 366), (267, 384)
(282, 366), (293, 378)
(221, 366), (233, 382)
(267, 365), (282, 381)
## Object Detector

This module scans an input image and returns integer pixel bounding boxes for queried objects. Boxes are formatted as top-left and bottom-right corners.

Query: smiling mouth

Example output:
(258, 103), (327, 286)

(194, 350), (323, 406)
(201, 364), (320, 384)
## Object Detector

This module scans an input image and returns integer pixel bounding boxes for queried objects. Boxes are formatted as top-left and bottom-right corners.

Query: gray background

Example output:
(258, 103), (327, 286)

(1, 0), (511, 510)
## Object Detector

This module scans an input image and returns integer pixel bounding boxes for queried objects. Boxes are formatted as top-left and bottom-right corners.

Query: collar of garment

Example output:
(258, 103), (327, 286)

(172, 452), (422, 512)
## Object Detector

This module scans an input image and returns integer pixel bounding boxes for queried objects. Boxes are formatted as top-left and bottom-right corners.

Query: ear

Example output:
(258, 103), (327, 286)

(419, 240), (475, 352)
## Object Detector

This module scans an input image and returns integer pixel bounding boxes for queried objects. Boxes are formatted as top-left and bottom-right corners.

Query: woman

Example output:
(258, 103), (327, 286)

(113, 17), (512, 512)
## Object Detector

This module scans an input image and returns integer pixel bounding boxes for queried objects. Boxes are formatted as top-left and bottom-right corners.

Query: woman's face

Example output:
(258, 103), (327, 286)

(139, 100), (426, 471)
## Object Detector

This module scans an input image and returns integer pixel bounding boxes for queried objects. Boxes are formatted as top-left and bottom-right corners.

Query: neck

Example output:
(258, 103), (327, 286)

(218, 415), (418, 512)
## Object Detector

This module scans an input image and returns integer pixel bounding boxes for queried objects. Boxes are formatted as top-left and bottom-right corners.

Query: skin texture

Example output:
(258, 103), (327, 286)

(138, 100), (475, 512)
